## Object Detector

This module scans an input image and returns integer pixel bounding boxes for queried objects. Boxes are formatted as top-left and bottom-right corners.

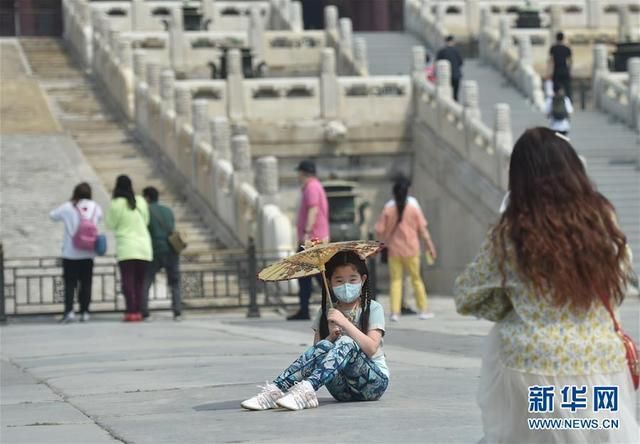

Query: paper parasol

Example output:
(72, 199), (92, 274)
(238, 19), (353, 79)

(258, 240), (383, 309)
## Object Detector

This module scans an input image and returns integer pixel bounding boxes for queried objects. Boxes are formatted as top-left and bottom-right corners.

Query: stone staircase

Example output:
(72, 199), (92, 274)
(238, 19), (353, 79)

(19, 38), (221, 252)
(360, 32), (640, 272)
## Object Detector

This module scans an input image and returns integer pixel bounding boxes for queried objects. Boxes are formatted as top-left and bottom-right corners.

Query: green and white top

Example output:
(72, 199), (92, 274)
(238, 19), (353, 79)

(454, 237), (627, 376)
(312, 300), (389, 377)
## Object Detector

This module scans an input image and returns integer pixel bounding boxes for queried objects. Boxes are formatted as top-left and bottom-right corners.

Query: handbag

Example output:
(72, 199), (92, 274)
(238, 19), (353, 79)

(149, 206), (187, 255)
(599, 293), (639, 390)
(94, 234), (107, 256)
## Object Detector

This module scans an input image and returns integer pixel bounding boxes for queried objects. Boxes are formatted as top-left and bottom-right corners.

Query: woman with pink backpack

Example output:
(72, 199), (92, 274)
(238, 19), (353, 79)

(50, 182), (103, 323)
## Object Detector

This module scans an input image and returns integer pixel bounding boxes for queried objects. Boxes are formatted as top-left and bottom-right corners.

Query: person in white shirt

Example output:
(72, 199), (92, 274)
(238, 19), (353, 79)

(49, 183), (103, 323)
(544, 86), (573, 135)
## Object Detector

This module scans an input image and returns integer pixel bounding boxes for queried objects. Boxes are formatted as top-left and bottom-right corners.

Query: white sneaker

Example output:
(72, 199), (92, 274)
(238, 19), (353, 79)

(390, 313), (400, 322)
(241, 382), (285, 411)
(80, 312), (90, 322)
(419, 312), (435, 320)
(60, 312), (75, 323)
(276, 381), (318, 411)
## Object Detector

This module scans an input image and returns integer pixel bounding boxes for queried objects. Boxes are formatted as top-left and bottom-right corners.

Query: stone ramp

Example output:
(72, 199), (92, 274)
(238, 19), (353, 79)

(0, 40), (61, 134)
(18, 38), (223, 252)
(356, 32), (424, 75)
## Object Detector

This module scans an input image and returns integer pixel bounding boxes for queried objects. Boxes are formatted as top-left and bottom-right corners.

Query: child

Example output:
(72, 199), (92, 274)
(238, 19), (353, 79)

(241, 250), (389, 411)
(544, 85), (573, 136)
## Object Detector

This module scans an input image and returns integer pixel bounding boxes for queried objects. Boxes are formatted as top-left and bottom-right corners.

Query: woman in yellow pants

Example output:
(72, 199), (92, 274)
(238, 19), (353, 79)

(375, 177), (437, 322)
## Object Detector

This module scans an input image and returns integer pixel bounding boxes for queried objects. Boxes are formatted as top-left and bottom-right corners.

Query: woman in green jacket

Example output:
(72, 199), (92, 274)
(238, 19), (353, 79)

(106, 175), (152, 322)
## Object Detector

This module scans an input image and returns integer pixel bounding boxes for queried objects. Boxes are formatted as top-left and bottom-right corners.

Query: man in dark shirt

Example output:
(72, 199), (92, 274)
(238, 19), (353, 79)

(436, 35), (464, 101)
(142, 186), (181, 321)
(549, 32), (573, 99)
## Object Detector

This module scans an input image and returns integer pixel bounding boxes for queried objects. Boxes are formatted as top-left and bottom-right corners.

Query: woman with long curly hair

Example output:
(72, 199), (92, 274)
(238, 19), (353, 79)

(454, 128), (638, 443)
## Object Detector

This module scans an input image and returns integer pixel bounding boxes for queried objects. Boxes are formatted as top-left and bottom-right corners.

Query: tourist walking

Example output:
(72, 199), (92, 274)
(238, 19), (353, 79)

(242, 251), (389, 411)
(548, 32), (572, 99)
(106, 175), (152, 322)
(375, 177), (437, 322)
(50, 182), (103, 323)
(436, 35), (464, 101)
(454, 127), (638, 443)
(544, 85), (573, 136)
(287, 160), (330, 321)
(141, 186), (181, 321)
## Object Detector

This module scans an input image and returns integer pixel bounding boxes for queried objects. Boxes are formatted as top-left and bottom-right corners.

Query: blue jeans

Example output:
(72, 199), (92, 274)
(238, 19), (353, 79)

(273, 337), (389, 401)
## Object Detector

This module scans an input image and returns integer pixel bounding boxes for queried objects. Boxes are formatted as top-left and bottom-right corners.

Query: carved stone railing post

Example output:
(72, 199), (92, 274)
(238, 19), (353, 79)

(232, 135), (253, 185)
(227, 49), (245, 119)
(320, 48), (339, 118)
(211, 116), (231, 161)
(436, 59), (453, 100)
(256, 156), (279, 205)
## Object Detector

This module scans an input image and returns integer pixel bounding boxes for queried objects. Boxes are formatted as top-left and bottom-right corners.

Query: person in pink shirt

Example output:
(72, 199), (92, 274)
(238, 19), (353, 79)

(375, 177), (437, 322)
(288, 160), (330, 321)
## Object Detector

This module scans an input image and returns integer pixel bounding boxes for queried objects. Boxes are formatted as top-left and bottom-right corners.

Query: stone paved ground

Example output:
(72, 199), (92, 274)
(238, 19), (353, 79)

(1, 296), (638, 444)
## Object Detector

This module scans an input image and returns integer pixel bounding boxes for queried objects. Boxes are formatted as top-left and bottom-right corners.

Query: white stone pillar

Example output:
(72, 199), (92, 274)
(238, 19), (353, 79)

(354, 37), (368, 74)
(117, 38), (133, 68)
(593, 44), (609, 76)
(255, 156), (279, 198)
(232, 135), (253, 183)
(168, 15), (185, 71)
(436, 60), (453, 99)
(226, 49), (246, 119)
(193, 99), (210, 144)
(339, 18), (353, 56)
(108, 30), (119, 52)
(175, 85), (192, 123)
(191, 99), (210, 184)
(133, 51), (146, 78)
(550, 4), (563, 35)
(462, 80), (481, 120)
(202, 0), (218, 29)
(465, 0), (480, 36)
(280, 0), (292, 27)
(628, 58), (640, 97)
(146, 63), (162, 95)
(493, 103), (512, 151)
(618, 6), (632, 43)
(249, 7), (266, 63)
(324, 5), (338, 33)
(517, 35), (532, 66)
(412, 45), (426, 77)
(290, 1), (303, 32)
(421, 0), (432, 18)
(131, 0), (145, 30)
(320, 48), (339, 119)
(435, 2), (446, 23)
(211, 117), (231, 161)
(587, 0), (601, 29)
(479, 7), (490, 31)
(499, 16), (511, 71)
(160, 69), (175, 109)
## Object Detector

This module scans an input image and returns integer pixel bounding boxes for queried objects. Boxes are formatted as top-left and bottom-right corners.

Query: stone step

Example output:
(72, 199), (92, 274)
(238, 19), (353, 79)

(19, 37), (227, 254)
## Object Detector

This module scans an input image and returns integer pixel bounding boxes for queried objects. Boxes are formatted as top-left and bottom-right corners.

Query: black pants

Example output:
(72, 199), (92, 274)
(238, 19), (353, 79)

(452, 77), (461, 102)
(63, 258), (94, 315)
(552, 74), (572, 100)
(142, 252), (181, 317)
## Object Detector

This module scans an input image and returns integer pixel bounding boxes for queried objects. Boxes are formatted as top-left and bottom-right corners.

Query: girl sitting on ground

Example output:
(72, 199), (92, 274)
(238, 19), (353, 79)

(241, 250), (389, 411)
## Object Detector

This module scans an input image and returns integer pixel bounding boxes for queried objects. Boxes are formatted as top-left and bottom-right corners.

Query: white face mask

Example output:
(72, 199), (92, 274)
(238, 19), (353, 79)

(332, 283), (362, 303)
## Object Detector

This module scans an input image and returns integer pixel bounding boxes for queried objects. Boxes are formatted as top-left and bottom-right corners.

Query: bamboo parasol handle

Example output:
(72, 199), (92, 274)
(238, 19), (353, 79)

(319, 265), (333, 310)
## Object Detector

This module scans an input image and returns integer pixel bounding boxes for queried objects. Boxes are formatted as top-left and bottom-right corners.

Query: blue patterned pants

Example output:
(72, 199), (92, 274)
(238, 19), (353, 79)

(273, 336), (389, 402)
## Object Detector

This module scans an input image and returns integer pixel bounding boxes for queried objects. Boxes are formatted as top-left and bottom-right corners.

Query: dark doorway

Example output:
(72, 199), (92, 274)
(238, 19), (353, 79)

(0, 0), (62, 36)
(303, 0), (404, 31)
